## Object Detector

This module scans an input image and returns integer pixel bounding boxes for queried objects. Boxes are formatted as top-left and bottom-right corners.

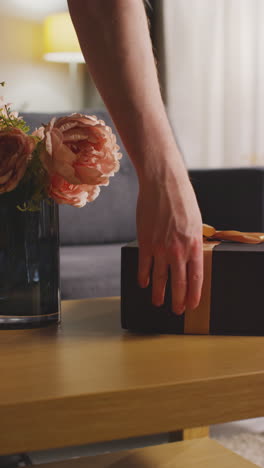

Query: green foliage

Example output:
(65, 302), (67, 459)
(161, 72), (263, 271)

(0, 104), (30, 133)
(0, 79), (29, 131)
(0, 82), (49, 211)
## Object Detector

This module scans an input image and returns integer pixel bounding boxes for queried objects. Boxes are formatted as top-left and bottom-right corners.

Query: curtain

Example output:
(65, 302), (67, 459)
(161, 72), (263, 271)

(161, 0), (264, 168)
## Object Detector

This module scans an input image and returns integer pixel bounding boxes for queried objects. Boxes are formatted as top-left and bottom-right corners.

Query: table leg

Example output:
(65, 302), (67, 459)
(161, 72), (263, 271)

(168, 426), (209, 442)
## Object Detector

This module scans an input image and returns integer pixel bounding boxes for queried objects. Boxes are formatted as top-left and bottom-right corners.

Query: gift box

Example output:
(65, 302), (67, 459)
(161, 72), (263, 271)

(189, 168), (264, 232)
(121, 228), (264, 335)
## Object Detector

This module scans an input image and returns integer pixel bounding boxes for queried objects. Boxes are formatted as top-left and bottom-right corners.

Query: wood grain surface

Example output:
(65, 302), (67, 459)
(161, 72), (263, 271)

(36, 439), (258, 468)
(168, 426), (209, 442)
(0, 297), (264, 455)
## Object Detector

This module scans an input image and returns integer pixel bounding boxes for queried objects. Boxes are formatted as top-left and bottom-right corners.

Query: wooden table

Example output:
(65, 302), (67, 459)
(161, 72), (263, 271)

(1, 297), (264, 458)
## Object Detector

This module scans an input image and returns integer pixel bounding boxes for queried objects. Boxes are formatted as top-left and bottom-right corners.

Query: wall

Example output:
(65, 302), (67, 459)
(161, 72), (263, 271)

(0, 14), (103, 113)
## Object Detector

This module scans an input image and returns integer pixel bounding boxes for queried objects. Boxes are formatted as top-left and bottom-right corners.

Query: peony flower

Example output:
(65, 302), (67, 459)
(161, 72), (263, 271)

(49, 173), (100, 208)
(32, 126), (45, 140)
(0, 128), (35, 193)
(40, 113), (122, 187)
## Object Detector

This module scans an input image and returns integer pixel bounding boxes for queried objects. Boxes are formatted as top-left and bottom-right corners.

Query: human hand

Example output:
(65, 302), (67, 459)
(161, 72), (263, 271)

(67, 0), (204, 314)
(136, 158), (203, 315)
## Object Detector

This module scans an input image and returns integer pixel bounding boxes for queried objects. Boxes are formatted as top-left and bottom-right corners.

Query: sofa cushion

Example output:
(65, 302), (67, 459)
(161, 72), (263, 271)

(60, 243), (124, 299)
(21, 110), (138, 245)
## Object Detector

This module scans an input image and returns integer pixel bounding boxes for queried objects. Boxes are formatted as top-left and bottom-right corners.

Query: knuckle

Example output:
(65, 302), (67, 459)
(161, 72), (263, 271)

(168, 243), (184, 257)
(138, 240), (152, 253)
(173, 278), (187, 286)
(191, 239), (204, 255)
(139, 251), (152, 262)
(138, 251), (153, 264)
(152, 242), (167, 256)
(192, 234), (203, 245)
(191, 273), (203, 282)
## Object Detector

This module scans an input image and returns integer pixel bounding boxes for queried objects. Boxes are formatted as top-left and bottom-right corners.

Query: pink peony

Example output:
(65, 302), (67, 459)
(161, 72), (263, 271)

(0, 128), (35, 193)
(40, 113), (122, 187)
(32, 126), (45, 140)
(49, 173), (100, 208)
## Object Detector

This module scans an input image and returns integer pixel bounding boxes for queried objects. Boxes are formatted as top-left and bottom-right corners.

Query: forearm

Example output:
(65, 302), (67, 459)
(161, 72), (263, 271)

(68, 1), (203, 313)
(67, 0), (185, 179)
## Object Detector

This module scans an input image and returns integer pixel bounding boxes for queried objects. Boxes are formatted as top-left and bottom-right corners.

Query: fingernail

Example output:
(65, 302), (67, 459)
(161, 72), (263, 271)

(186, 302), (199, 311)
(153, 299), (163, 307)
(174, 306), (185, 315)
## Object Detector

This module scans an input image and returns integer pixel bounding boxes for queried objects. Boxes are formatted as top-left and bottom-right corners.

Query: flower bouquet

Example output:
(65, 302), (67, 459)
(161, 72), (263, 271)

(0, 85), (121, 328)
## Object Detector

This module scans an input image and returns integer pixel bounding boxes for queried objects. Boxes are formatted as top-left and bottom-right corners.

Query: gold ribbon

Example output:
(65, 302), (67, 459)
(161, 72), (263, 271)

(203, 223), (264, 244)
(184, 224), (264, 335)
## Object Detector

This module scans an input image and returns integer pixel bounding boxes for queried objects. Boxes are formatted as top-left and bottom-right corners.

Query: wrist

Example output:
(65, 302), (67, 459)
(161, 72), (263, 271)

(135, 143), (188, 188)
(126, 110), (186, 177)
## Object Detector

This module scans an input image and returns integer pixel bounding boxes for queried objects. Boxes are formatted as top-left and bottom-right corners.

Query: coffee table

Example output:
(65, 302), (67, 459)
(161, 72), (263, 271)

(1, 297), (264, 465)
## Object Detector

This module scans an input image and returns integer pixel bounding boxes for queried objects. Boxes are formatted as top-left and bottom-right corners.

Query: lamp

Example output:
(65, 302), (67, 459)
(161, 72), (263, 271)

(43, 12), (85, 109)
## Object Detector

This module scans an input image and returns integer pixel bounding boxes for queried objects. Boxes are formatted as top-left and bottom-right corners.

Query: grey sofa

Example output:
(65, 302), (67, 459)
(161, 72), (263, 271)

(22, 111), (264, 300)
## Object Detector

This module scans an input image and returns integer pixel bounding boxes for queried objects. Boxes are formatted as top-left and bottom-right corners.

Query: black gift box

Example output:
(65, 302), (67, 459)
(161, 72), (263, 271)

(189, 168), (264, 232)
(121, 240), (264, 336)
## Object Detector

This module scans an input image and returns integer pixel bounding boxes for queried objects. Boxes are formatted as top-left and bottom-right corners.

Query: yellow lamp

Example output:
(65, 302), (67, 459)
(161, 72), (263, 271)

(43, 12), (85, 63)
(43, 12), (85, 109)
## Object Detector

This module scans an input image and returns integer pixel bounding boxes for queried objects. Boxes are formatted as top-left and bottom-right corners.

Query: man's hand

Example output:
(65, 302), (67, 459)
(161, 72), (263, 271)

(67, 0), (204, 311)
(137, 157), (203, 314)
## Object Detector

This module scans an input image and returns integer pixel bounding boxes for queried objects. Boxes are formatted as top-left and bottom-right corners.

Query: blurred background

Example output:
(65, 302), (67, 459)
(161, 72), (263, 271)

(0, 0), (103, 113)
(1, 0), (263, 168)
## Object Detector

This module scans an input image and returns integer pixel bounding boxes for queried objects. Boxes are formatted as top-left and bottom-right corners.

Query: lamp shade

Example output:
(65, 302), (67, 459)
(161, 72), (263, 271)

(43, 12), (85, 63)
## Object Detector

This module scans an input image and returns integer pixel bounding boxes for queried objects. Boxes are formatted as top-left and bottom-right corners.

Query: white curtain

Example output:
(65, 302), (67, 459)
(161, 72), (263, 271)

(161, 0), (264, 168)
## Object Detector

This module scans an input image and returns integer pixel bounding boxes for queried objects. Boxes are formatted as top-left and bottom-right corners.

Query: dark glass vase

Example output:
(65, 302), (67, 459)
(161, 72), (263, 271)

(0, 194), (60, 329)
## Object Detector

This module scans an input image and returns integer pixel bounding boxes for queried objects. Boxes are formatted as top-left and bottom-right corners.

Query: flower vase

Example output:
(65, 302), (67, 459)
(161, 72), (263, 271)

(0, 193), (60, 328)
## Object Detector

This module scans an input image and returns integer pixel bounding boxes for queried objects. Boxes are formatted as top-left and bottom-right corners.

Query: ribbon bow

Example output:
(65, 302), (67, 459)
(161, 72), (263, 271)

(203, 224), (264, 244)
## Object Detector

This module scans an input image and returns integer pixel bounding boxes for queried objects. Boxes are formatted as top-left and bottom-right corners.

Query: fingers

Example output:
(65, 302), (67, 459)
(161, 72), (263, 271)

(137, 245), (152, 288)
(138, 240), (203, 315)
(170, 252), (188, 315)
(152, 251), (168, 306)
(186, 241), (204, 310)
